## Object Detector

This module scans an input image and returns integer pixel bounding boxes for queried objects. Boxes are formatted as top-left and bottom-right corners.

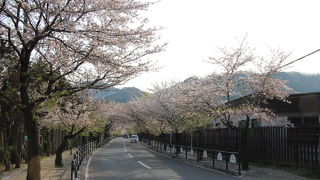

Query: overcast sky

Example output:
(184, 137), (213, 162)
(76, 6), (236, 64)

(118, 0), (320, 91)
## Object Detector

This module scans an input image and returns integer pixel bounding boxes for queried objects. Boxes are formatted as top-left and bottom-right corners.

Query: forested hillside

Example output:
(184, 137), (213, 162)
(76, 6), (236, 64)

(276, 72), (320, 93)
(95, 72), (320, 103)
(93, 87), (145, 103)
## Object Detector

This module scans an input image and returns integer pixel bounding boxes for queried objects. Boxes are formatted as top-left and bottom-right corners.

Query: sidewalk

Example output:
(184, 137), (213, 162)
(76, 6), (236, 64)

(0, 149), (76, 180)
(142, 142), (309, 180)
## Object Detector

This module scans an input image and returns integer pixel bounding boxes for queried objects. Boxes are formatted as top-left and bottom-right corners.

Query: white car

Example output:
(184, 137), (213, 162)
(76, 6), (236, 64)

(131, 135), (139, 143)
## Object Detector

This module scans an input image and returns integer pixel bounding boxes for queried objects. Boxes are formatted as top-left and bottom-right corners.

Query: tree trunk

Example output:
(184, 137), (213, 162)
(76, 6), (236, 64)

(69, 140), (73, 155)
(55, 132), (83, 168)
(43, 130), (49, 156)
(23, 106), (41, 180)
(4, 155), (11, 171)
(14, 127), (22, 168)
(196, 130), (203, 161)
(174, 132), (180, 152)
(240, 116), (250, 170)
(55, 137), (68, 167)
(3, 141), (11, 171)
(19, 49), (41, 180)
(50, 129), (54, 155)
(1, 112), (11, 171)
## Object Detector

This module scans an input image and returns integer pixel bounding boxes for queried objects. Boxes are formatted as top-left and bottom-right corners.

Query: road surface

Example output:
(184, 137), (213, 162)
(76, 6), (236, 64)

(86, 137), (236, 180)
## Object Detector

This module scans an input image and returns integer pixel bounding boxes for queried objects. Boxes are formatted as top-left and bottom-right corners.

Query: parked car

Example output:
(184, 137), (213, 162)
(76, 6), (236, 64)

(131, 135), (139, 143)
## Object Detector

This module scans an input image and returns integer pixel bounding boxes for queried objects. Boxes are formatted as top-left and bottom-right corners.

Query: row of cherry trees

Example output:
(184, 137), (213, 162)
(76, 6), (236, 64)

(120, 41), (293, 170)
(0, 58), (118, 169)
(125, 41), (292, 133)
(0, 67), (112, 169)
(0, 0), (164, 179)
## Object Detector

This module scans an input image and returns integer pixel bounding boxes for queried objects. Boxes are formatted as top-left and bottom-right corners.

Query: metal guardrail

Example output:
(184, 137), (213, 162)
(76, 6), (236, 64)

(142, 139), (241, 175)
(71, 141), (100, 180)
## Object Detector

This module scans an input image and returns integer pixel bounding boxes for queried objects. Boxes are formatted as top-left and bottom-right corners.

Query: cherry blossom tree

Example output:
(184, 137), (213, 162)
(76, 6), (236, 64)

(126, 41), (293, 170)
(125, 81), (211, 135)
(205, 40), (292, 170)
(101, 101), (130, 130)
(0, 0), (164, 179)
(145, 82), (190, 133)
(206, 43), (292, 126)
(168, 78), (220, 131)
(113, 97), (155, 134)
(43, 93), (102, 167)
(91, 101), (137, 138)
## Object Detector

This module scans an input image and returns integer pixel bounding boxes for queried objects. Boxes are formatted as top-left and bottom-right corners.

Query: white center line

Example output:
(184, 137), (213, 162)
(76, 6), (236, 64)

(137, 161), (152, 170)
(128, 153), (134, 158)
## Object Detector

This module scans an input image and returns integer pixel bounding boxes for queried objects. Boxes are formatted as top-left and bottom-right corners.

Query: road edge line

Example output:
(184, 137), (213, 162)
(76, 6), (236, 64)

(137, 161), (152, 170)
(82, 137), (116, 180)
(128, 153), (134, 158)
(85, 156), (92, 180)
(138, 143), (234, 177)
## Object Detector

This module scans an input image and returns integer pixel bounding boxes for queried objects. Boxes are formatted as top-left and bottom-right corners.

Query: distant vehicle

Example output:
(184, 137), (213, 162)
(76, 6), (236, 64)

(131, 135), (139, 143)
(123, 134), (129, 139)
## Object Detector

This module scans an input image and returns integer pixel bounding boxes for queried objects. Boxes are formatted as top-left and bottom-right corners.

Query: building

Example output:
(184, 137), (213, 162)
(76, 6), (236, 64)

(268, 92), (320, 127)
(212, 92), (320, 128)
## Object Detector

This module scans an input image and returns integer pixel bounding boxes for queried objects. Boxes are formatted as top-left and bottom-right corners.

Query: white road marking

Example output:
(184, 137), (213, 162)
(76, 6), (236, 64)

(139, 143), (227, 176)
(128, 153), (134, 158)
(137, 161), (152, 170)
(85, 156), (92, 180)
(93, 158), (109, 161)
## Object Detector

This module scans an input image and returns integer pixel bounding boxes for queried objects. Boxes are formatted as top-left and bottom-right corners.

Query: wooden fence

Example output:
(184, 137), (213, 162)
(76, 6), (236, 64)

(140, 126), (320, 170)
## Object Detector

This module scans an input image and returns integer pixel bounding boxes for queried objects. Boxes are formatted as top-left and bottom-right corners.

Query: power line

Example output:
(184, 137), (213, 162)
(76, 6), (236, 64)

(281, 49), (320, 69)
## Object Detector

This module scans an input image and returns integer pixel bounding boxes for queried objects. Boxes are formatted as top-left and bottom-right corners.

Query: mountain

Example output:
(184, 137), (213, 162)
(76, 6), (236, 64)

(93, 87), (145, 103)
(93, 72), (320, 103)
(275, 72), (320, 93)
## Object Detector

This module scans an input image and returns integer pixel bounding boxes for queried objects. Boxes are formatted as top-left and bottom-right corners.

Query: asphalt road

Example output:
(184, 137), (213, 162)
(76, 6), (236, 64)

(86, 137), (236, 180)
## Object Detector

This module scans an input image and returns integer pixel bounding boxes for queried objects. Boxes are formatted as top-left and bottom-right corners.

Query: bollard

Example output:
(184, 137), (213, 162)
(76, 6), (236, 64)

(74, 163), (78, 179)
(71, 160), (75, 180)
(225, 152), (229, 172)
(185, 147), (188, 159)
(74, 154), (77, 166)
(80, 148), (83, 164)
(87, 144), (89, 155)
(212, 151), (215, 167)
(76, 151), (79, 166)
(238, 154), (241, 175)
